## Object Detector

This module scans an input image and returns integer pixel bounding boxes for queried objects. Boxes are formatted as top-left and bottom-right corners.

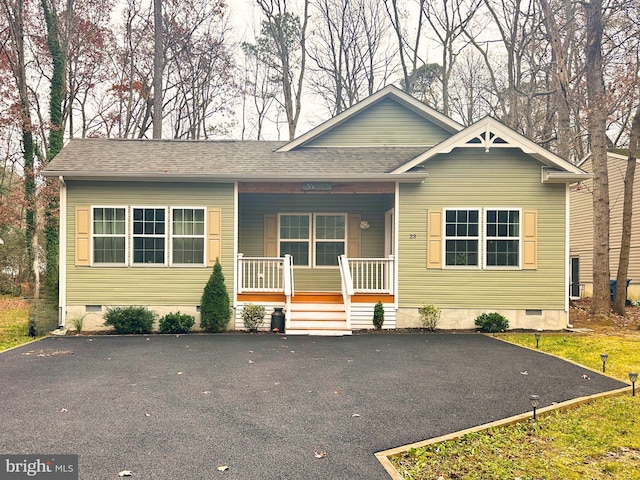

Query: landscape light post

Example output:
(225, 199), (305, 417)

(629, 372), (638, 397)
(529, 394), (540, 421)
(600, 353), (608, 373)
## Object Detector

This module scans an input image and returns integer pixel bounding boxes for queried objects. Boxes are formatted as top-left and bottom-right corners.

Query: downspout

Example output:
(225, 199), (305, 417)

(394, 181), (400, 312)
(58, 176), (67, 328)
(233, 181), (239, 327)
(565, 183), (572, 328)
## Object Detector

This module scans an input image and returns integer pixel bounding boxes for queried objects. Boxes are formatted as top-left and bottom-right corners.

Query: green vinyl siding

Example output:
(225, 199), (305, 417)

(306, 98), (451, 147)
(398, 149), (567, 310)
(239, 193), (389, 291)
(66, 181), (234, 305)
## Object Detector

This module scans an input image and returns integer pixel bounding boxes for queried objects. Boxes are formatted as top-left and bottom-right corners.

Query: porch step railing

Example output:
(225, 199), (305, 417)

(338, 255), (354, 330)
(347, 255), (395, 294)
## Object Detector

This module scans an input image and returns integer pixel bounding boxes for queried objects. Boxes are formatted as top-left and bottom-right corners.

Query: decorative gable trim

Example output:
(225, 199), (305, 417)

(392, 117), (587, 177)
(276, 85), (463, 152)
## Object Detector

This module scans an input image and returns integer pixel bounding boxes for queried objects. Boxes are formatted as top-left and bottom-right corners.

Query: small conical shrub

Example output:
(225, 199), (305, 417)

(373, 301), (384, 330)
(200, 259), (230, 332)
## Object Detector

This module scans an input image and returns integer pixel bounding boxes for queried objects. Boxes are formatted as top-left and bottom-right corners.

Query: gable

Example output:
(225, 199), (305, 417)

(305, 98), (452, 147)
(393, 116), (589, 182)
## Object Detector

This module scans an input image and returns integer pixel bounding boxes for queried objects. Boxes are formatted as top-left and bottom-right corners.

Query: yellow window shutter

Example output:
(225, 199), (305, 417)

(264, 214), (277, 257)
(347, 214), (361, 258)
(75, 205), (91, 266)
(522, 210), (537, 270)
(207, 208), (222, 266)
(427, 209), (443, 269)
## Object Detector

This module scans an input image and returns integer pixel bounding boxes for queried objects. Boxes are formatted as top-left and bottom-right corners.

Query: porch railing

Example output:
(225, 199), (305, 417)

(338, 255), (354, 330)
(348, 255), (395, 294)
(237, 254), (285, 293)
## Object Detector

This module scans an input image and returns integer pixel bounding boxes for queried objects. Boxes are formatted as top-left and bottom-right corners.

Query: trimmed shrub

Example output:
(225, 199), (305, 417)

(418, 304), (440, 331)
(242, 304), (266, 331)
(200, 259), (231, 332)
(104, 306), (155, 334)
(373, 301), (385, 329)
(474, 312), (509, 333)
(159, 312), (195, 334)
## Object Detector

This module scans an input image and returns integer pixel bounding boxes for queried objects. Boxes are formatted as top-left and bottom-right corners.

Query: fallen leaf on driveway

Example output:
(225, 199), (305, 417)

(314, 451), (327, 459)
(118, 470), (132, 477)
(217, 465), (229, 472)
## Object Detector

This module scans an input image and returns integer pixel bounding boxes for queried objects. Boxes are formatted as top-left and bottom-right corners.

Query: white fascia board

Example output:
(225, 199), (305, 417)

(392, 117), (586, 175)
(42, 171), (428, 184)
(541, 168), (593, 183)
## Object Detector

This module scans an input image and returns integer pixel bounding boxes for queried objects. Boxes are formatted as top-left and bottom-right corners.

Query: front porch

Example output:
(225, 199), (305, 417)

(235, 183), (397, 335)
(235, 255), (396, 335)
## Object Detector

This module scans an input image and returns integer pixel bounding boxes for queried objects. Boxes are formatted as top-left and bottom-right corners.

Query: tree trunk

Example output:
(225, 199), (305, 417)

(585, 0), (610, 316)
(613, 106), (640, 315)
(153, 0), (163, 139)
(1, 0), (38, 296)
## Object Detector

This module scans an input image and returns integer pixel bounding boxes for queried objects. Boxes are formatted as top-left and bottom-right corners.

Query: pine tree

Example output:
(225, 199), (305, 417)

(200, 259), (230, 332)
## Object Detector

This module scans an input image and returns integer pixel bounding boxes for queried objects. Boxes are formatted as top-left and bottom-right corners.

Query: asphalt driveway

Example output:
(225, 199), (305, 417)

(0, 334), (626, 479)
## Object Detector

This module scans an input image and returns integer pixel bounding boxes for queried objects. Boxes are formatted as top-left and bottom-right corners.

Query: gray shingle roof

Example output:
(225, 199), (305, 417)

(42, 138), (430, 181)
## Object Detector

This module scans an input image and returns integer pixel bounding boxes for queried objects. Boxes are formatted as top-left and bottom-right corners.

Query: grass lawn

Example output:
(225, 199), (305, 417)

(0, 296), (33, 351)
(391, 333), (640, 480)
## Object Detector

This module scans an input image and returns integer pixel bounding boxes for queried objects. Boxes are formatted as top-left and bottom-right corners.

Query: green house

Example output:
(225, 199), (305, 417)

(43, 86), (589, 334)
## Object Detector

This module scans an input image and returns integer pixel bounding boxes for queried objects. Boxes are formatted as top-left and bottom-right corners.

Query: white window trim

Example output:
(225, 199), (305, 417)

(278, 213), (312, 268)
(443, 208), (481, 269)
(277, 212), (348, 268)
(483, 207), (522, 270)
(131, 206), (168, 267)
(170, 206), (207, 267)
(313, 213), (347, 269)
(90, 205), (128, 267)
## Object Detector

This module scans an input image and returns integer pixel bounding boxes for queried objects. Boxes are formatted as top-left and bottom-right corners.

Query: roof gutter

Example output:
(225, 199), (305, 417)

(541, 168), (593, 183)
(41, 171), (429, 184)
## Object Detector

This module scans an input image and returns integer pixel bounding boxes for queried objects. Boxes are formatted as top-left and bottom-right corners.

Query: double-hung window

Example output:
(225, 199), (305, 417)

(485, 209), (520, 267)
(314, 214), (345, 266)
(172, 207), (205, 265)
(132, 207), (166, 265)
(278, 213), (347, 267)
(279, 214), (311, 266)
(92, 207), (126, 264)
(444, 209), (479, 267)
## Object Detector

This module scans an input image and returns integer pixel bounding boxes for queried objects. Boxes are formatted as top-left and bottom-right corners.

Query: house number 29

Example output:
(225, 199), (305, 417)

(409, 234), (417, 239)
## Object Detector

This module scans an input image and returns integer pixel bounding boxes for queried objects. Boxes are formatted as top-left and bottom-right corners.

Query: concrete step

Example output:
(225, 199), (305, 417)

(286, 328), (352, 336)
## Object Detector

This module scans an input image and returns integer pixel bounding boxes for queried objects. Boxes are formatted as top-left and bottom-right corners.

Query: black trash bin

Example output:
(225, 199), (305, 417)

(271, 307), (285, 333)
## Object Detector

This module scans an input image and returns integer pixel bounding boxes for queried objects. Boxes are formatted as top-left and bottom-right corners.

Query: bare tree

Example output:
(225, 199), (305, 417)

(613, 106), (640, 314)
(584, 0), (610, 315)
(246, 0), (309, 140)
(308, 0), (395, 115)
(0, 0), (39, 295)
(152, 0), (162, 139)
(384, 0), (426, 94)
(422, 0), (481, 116)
